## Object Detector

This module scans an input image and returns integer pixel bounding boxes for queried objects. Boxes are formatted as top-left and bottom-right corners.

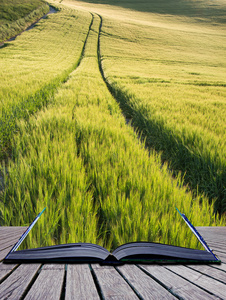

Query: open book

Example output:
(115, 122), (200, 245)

(4, 208), (220, 264)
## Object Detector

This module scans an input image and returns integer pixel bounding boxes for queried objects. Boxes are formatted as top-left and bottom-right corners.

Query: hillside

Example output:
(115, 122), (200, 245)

(0, 0), (49, 43)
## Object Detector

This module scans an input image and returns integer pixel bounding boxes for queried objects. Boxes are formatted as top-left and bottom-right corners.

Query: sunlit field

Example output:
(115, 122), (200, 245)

(0, 0), (225, 251)
(0, 5), (92, 159)
(63, 0), (226, 213)
(0, 0), (49, 43)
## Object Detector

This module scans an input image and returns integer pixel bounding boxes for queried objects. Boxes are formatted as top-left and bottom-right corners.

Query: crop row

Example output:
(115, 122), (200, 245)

(1, 11), (222, 251)
(99, 12), (226, 214)
(0, 5), (92, 160)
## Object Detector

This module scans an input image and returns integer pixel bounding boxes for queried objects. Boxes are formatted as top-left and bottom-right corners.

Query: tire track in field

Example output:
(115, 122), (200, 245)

(74, 13), (94, 70)
(96, 14), (140, 131)
(0, 13), (94, 194)
(96, 13), (225, 214)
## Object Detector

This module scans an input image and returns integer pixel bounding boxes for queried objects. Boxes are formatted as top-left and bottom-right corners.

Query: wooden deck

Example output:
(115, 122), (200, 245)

(0, 227), (225, 299)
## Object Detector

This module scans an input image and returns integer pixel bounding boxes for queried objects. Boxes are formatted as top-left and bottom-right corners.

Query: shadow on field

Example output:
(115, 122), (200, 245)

(78, 0), (226, 21)
(105, 82), (226, 215)
(96, 13), (225, 215)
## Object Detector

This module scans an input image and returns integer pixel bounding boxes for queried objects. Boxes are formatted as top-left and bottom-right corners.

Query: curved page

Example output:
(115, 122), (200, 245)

(112, 242), (219, 263)
(4, 243), (110, 263)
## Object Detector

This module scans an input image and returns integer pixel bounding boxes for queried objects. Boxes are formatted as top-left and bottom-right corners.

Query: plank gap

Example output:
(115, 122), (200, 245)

(187, 265), (226, 285)
(165, 265), (223, 299)
(60, 264), (67, 300)
(20, 264), (43, 300)
(115, 265), (145, 300)
(210, 263), (226, 273)
(0, 264), (20, 284)
(137, 265), (181, 300)
(89, 264), (105, 300)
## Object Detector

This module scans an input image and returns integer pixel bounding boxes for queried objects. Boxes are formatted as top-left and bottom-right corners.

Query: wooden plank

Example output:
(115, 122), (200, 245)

(0, 227), (27, 235)
(196, 230), (226, 243)
(202, 236), (226, 242)
(166, 265), (226, 299)
(0, 263), (18, 282)
(211, 263), (226, 272)
(207, 243), (226, 252)
(92, 264), (138, 299)
(117, 264), (176, 299)
(0, 237), (21, 250)
(187, 265), (226, 284)
(203, 239), (226, 246)
(24, 264), (65, 300)
(41, 264), (65, 270)
(196, 227), (226, 241)
(0, 228), (27, 249)
(212, 250), (226, 263)
(0, 227), (27, 261)
(199, 233), (226, 239)
(0, 228), (27, 237)
(139, 265), (218, 300)
(0, 231), (25, 242)
(0, 246), (13, 262)
(203, 237), (226, 244)
(0, 226), (27, 231)
(0, 263), (17, 270)
(65, 264), (99, 300)
(0, 264), (41, 299)
(197, 226), (226, 232)
(0, 232), (22, 240)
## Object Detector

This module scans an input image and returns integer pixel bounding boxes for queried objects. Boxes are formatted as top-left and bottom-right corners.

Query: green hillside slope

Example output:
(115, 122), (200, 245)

(0, 0), (49, 43)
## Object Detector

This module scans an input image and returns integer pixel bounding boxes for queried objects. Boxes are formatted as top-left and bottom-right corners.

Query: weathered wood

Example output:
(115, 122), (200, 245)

(212, 250), (226, 263)
(0, 246), (13, 262)
(196, 227), (226, 241)
(0, 226), (225, 299)
(0, 227), (27, 251)
(197, 226), (226, 232)
(0, 226), (27, 231)
(166, 265), (226, 299)
(207, 244), (226, 253)
(92, 264), (138, 299)
(0, 233), (24, 244)
(0, 237), (20, 250)
(196, 227), (226, 264)
(41, 264), (65, 270)
(0, 264), (41, 299)
(24, 264), (65, 300)
(65, 264), (100, 300)
(187, 265), (226, 284)
(0, 227), (27, 236)
(117, 264), (176, 299)
(0, 227), (28, 261)
(204, 240), (226, 248)
(0, 263), (17, 270)
(0, 232), (22, 241)
(139, 265), (218, 300)
(211, 263), (226, 272)
(0, 263), (18, 282)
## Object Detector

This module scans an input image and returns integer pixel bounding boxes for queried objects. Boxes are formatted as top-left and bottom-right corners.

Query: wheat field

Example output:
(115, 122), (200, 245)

(0, 0), (225, 251)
